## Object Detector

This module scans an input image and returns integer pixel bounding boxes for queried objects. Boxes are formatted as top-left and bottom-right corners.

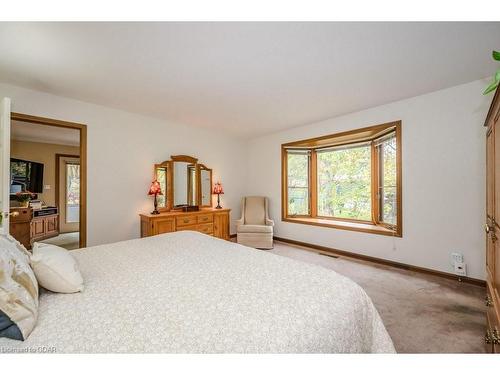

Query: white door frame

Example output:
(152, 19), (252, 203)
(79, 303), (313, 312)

(0, 98), (11, 234)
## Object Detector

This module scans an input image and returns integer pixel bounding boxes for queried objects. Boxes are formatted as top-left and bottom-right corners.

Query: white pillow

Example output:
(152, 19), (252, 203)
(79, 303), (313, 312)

(0, 234), (39, 340)
(0, 233), (31, 259)
(30, 242), (84, 293)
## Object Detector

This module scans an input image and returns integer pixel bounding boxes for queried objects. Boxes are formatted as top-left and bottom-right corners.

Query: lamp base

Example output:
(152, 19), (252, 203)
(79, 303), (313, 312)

(215, 193), (222, 209)
(151, 194), (160, 214)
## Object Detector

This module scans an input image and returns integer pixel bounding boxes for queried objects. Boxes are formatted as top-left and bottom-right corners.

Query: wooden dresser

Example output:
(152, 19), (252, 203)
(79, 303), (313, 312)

(140, 208), (230, 240)
(485, 86), (500, 353)
(10, 207), (59, 249)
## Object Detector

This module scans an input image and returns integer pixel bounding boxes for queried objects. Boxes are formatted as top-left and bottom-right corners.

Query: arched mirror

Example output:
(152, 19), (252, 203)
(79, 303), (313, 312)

(153, 155), (212, 211)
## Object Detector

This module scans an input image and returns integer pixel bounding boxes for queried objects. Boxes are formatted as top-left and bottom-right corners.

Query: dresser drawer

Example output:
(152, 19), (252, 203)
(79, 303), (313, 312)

(174, 223), (213, 235)
(176, 215), (197, 227)
(10, 208), (32, 223)
(197, 223), (214, 235)
(197, 213), (213, 224)
(176, 224), (198, 232)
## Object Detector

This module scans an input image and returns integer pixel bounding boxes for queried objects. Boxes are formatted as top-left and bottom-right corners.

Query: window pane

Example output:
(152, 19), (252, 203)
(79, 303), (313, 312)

(156, 167), (166, 207)
(317, 144), (371, 220)
(379, 135), (397, 225)
(66, 163), (80, 223)
(287, 152), (309, 215)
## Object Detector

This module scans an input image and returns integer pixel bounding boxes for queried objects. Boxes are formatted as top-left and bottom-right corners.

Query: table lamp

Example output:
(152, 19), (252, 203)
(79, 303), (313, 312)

(212, 182), (224, 209)
(148, 180), (163, 215)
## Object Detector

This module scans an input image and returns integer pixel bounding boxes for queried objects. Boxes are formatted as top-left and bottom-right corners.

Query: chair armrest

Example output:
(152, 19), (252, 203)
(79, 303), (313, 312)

(265, 218), (274, 226)
(235, 197), (245, 229)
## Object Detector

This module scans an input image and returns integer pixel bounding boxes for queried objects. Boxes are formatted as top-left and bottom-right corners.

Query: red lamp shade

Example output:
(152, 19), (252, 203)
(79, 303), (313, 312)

(212, 182), (224, 195)
(148, 180), (163, 196)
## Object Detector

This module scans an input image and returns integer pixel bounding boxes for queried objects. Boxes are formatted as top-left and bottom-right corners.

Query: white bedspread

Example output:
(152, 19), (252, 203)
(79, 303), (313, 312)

(0, 231), (395, 353)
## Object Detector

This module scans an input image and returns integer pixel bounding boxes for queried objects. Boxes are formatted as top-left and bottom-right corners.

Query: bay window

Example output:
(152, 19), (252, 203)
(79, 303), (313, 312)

(282, 121), (402, 236)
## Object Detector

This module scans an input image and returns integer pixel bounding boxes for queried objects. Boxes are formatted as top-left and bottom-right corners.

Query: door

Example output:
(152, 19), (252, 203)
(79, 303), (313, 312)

(44, 215), (59, 236)
(486, 125), (496, 283)
(493, 110), (500, 305)
(0, 98), (11, 234)
(152, 217), (175, 235)
(57, 155), (80, 233)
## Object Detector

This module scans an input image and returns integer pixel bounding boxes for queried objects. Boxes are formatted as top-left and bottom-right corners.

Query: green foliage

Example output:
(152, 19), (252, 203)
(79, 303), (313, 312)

(11, 161), (27, 177)
(380, 137), (397, 224)
(484, 81), (499, 95)
(156, 168), (166, 207)
(287, 153), (309, 215)
(317, 145), (371, 221)
(15, 192), (34, 203)
(484, 50), (500, 95)
(286, 136), (397, 223)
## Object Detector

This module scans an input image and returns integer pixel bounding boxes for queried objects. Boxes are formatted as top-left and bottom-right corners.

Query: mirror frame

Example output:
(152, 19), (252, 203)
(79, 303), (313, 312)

(198, 163), (213, 208)
(153, 160), (173, 212)
(154, 155), (214, 211)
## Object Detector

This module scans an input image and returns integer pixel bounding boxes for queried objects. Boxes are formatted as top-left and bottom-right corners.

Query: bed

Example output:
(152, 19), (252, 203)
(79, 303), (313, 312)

(0, 231), (395, 353)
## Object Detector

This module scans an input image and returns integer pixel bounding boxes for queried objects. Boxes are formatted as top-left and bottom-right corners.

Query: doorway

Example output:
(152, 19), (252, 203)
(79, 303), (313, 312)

(57, 154), (80, 234)
(10, 112), (87, 248)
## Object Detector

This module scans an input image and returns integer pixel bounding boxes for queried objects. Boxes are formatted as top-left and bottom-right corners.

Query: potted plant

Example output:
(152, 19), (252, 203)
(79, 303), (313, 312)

(484, 50), (500, 95)
(15, 191), (35, 207)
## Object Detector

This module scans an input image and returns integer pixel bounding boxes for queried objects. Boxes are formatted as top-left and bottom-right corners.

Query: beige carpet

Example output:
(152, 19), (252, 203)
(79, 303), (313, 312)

(268, 241), (485, 353)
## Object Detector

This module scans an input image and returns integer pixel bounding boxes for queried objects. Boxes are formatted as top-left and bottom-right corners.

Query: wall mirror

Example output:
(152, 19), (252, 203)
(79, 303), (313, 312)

(199, 164), (212, 207)
(173, 161), (196, 206)
(153, 155), (212, 211)
(153, 162), (169, 210)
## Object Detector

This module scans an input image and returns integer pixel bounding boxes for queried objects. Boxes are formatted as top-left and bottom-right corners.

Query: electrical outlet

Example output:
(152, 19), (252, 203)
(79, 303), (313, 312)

(454, 262), (467, 276)
(451, 252), (463, 265)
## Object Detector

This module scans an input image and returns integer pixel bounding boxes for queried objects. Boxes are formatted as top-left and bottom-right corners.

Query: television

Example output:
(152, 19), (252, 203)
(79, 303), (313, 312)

(10, 158), (44, 195)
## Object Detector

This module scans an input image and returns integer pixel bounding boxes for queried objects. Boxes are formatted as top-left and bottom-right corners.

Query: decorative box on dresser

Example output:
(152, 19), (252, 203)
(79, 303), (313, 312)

(140, 208), (231, 240)
(485, 86), (500, 353)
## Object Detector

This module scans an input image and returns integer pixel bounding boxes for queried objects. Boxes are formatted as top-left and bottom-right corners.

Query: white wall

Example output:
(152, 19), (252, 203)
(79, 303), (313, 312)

(1, 78), (490, 280)
(0, 82), (247, 246)
(246, 79), (491, 280)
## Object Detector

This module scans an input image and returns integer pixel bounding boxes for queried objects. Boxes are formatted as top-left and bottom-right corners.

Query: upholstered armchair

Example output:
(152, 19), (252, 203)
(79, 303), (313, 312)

(236, 196), (274, 249)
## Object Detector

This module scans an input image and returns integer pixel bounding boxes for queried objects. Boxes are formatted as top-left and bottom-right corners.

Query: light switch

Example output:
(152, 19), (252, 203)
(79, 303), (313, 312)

(44, 185), (51, 190)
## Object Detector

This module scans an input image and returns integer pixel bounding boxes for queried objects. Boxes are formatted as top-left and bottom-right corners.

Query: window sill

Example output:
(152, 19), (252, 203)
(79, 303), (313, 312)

(283, 217), (401, 237)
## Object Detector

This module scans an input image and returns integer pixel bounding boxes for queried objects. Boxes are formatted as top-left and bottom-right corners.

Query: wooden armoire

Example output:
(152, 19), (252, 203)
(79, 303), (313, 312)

(485, 86), (500, 353)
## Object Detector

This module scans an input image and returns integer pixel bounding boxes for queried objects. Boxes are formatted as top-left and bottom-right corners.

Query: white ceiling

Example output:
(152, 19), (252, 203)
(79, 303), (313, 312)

(11, 120), (80, 146)
(0, 22), (499, 138)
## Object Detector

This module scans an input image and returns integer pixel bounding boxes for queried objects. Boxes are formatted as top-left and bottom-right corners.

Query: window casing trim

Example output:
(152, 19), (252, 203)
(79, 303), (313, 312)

(281, 121), (402, 237)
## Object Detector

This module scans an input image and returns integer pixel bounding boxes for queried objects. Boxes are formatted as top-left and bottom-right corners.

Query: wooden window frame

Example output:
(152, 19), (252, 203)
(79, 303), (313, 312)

(281, 121), (402, 237)
(284, 150), (311, 217)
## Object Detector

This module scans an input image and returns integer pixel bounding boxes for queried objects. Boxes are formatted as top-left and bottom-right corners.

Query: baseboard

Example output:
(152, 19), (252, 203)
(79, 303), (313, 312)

(273, 236), (486, 287)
